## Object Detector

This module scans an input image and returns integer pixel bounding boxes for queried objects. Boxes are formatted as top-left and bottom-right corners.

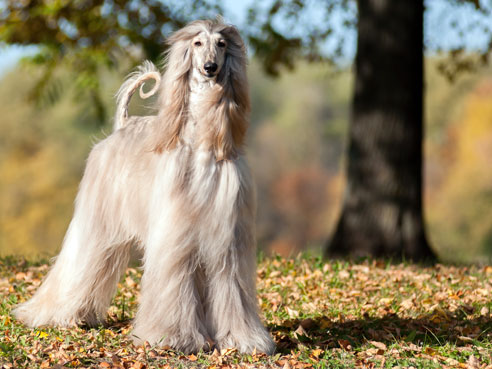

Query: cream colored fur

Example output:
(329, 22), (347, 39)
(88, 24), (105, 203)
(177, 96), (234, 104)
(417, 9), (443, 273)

(13, 19), (275, 355)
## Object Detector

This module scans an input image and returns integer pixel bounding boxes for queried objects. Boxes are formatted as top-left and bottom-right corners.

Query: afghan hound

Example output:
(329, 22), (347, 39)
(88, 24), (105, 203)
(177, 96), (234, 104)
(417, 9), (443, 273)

(13, 19), (275, 355)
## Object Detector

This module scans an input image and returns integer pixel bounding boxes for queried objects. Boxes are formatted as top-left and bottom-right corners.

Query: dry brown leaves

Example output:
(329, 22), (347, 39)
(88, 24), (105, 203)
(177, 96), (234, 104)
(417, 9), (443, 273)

(1, 256), (492, 368)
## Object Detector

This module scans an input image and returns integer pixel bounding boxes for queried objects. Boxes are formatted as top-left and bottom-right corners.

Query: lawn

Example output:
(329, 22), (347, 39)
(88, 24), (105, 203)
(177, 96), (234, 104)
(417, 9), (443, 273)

(1, 255), (492, 368)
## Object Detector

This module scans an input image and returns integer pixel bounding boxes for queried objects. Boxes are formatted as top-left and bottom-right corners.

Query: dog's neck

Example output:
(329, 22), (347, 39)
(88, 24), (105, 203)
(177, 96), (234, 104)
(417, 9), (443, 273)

(183, 68), (218, 146)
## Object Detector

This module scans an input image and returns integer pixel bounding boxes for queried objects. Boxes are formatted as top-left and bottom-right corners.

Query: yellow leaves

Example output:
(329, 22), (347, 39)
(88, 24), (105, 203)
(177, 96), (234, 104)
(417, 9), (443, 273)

(0, 142), (79, 256)
(36, 331), (49, 339)
(379, 297), (393, 306)
(421, 297), (433, 305)
(104, 329), (116, 337)
(428, 305), (452, 324)
(428, 79), (492, 261)
(424, 347), (437, 356)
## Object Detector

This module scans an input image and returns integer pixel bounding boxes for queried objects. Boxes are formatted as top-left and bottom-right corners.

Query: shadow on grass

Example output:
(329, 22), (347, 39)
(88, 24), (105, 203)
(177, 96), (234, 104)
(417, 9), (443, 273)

(270, 310), (492, 353)
(101, 308), (491, 354)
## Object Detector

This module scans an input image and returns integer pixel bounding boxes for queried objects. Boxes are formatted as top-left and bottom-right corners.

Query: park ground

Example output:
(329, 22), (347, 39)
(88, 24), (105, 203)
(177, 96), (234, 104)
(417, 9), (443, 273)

(1, 255), (492, 368)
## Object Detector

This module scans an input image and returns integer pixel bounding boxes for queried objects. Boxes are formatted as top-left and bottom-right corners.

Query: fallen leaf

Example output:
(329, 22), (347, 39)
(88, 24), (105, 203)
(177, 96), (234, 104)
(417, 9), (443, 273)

(424, 347), (437, 356)
(338, 339), (351, 351)
(36, 331), (49, 339)
(285, 306), (299, 318)
(369, 341), (387, 351)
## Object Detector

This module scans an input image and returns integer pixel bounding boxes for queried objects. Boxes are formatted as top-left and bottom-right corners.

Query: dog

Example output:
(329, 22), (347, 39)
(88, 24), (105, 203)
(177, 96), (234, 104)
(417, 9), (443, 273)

(13, 18), (275, 355)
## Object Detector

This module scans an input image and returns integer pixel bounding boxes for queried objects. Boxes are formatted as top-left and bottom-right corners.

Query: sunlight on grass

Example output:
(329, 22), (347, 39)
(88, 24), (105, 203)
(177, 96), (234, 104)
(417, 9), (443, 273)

(1, 255), (492, 368)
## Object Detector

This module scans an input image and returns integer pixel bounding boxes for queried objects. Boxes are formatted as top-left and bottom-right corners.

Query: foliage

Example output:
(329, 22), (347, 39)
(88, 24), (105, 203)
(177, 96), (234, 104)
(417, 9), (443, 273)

(428, 1), (492, 82)
(0, 0), (221, 124)
(0, 62), (122, 257)
(2, 0), (491, 123)
(2, 254), (492, 368)
(426, 75), (492, 262)
(0, 60), (352, 258)
(245, 0), (356, 75)
(3, 58), (492, 260)
(248, 61), (351, 253)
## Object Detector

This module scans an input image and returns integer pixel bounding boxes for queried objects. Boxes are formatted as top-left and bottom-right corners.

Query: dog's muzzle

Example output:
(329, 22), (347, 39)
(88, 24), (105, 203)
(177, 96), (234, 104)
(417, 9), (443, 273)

(204, 62), (218, 77)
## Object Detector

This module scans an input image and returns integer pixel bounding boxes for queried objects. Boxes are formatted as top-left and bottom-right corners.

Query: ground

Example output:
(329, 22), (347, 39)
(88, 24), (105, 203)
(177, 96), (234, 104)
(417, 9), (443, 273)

(1, 255), (492, 368)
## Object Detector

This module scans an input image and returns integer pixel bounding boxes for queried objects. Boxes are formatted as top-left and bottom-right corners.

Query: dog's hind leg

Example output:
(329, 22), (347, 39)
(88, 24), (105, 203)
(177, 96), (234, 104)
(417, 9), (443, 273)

(13, 156), (131, 328)
(13, 215), (131, 328)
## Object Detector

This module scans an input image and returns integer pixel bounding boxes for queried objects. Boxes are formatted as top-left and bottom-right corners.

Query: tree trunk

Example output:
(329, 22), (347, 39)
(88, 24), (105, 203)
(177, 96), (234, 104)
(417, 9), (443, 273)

(325, 0), (436, 261)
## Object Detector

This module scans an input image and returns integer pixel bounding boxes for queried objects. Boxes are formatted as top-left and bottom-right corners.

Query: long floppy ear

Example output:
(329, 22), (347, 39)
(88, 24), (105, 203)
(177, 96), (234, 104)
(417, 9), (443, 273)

(152, 27), (195, 153)
(206, 25), (251, 160)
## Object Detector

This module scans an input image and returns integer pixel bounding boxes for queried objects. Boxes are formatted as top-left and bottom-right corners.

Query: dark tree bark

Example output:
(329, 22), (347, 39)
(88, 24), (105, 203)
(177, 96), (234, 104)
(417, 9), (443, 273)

(325, 0), (437, 261)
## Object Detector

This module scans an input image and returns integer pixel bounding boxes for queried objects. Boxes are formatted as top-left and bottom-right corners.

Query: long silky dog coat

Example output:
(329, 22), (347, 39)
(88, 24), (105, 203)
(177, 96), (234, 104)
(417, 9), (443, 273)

(14, 19), (275, 355)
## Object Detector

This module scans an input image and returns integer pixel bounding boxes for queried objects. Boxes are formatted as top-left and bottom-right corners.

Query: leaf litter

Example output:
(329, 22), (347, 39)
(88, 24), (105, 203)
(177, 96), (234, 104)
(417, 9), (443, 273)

(1, 255), (492, 368)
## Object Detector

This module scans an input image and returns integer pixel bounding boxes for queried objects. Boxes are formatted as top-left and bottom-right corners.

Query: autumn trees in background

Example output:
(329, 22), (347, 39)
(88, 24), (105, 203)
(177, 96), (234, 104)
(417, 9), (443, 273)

(1, 0), (492, 261)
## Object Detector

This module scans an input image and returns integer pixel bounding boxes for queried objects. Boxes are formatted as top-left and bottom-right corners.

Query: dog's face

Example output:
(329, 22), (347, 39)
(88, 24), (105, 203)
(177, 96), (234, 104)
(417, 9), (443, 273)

(191, 30), (228, 79)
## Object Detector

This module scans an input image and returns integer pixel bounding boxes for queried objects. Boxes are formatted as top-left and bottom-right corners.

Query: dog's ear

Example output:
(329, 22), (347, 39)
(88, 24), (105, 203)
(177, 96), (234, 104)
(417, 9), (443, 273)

(165, 28), (195, 71)
(153, 30), (195, 153)
(212, 25), (250, 160)
(219, 25), (249, 106)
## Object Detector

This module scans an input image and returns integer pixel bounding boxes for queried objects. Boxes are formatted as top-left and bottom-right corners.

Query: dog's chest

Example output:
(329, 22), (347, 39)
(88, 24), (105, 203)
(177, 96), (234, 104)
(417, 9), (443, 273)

(174, 148), (242, 212)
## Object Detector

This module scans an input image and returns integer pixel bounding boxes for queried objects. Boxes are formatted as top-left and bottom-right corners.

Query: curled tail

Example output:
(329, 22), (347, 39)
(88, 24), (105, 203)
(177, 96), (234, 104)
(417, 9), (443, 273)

(114, 61), (161, 131)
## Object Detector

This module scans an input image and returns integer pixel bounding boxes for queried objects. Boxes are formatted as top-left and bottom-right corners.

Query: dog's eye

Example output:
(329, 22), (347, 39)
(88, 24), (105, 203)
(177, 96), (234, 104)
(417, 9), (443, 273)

(194, 41), (202, 47)
(217, 40), (226, 48)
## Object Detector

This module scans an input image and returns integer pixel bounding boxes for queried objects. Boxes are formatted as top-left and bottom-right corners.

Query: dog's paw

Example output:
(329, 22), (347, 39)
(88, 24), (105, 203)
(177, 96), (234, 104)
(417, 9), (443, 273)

(132, 329), (211, 354)
(217, 330), (275, 355)
(13, 301), (79, 328)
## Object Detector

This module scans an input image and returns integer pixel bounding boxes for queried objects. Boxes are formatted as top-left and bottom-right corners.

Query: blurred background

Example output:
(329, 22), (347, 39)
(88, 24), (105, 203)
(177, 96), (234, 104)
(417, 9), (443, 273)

(1, 0), (492, 263)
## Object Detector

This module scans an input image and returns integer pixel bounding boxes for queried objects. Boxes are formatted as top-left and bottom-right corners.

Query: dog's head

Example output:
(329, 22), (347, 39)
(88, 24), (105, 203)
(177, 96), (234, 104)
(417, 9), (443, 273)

(156, 19), (249, 160)
(164, 18), (246, 82)
(189, 26), (227, 80)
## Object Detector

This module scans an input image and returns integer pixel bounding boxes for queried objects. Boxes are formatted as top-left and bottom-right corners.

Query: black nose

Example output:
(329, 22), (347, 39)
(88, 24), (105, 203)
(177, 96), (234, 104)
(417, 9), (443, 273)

(204, 62), (218, 73)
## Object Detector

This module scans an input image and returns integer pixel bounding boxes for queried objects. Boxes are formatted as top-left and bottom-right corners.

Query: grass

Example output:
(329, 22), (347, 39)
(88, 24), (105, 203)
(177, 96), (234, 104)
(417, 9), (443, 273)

(1, 254), (492, 368)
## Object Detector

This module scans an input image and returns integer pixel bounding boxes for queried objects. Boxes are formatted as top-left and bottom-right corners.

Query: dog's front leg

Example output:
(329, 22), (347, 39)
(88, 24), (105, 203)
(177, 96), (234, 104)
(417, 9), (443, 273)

(204, 217), (275, 355)
(132, 228), (210, 354)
